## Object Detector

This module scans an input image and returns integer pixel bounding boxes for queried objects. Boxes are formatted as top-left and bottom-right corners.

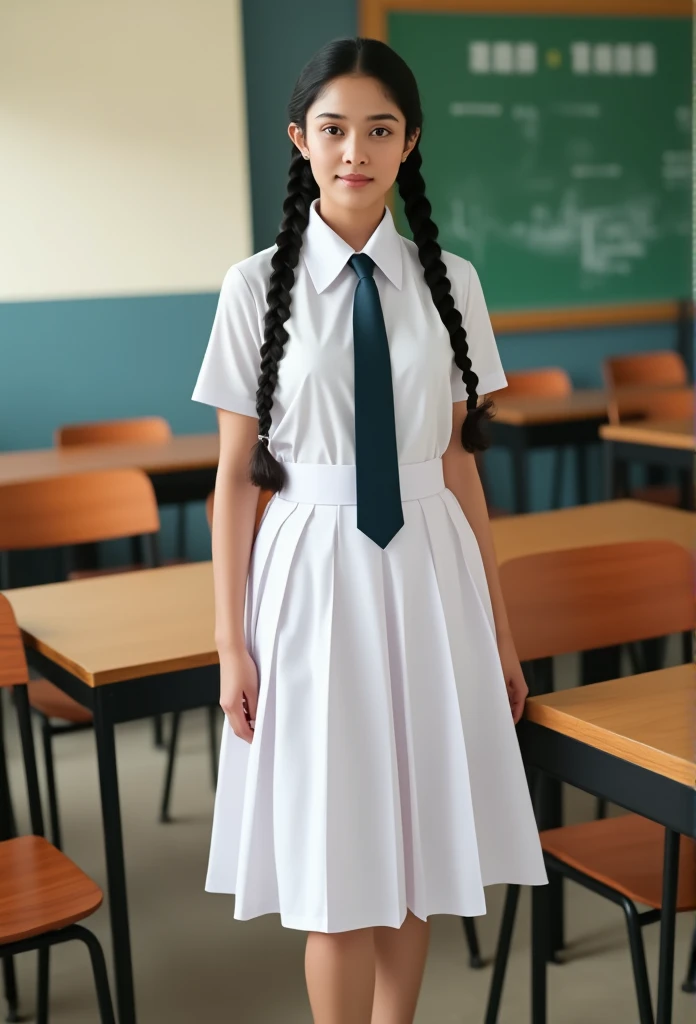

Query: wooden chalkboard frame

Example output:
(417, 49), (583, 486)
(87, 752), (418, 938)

(360, 0), (692, 334)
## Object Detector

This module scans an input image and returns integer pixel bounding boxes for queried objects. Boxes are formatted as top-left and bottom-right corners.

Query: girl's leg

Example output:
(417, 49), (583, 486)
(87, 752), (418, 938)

(305, 927), (376, 1024)
(371, 911), (430, 1024)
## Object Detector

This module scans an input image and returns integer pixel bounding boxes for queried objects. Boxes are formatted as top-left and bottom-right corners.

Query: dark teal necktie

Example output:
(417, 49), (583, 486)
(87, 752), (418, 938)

(348, 253), (404, 548)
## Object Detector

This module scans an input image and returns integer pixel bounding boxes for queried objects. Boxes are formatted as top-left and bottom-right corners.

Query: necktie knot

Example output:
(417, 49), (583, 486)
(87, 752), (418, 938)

(348, 253), (375, 280)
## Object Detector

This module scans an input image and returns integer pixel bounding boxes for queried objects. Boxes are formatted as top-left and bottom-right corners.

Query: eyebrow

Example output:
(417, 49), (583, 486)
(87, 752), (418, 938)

(314, 112), (400, 122)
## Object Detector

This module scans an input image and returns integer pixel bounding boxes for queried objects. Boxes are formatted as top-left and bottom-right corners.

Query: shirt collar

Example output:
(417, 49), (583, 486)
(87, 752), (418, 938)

(302, 197), (403, 294)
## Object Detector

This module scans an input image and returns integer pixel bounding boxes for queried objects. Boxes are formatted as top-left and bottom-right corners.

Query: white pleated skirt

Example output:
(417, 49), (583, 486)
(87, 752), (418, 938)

(205, 457), (548, 932)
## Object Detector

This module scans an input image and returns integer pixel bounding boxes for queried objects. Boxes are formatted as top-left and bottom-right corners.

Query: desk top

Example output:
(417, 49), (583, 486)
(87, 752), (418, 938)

(4, 562), (216, 687)
(490, 499), (694, 563)
(3, 500), (694, 688)
(0, 435), (219, 485)
(525, 665), (695, 787)
(493, 388), (693, 428)
(598, 419), (694, 451)
(492, 389), (608, 425)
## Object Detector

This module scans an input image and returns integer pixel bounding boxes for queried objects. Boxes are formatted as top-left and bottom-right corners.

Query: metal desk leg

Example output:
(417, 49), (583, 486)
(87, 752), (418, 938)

(656, 828), (680, 1024)
(92, 690), (137, 1024)
(2, 956), (19, 1023)
(531, 880), (549, 1024)
(575, 444), (590, 505)
(604, 440), (629, 500)
(511, 434), (530, 514)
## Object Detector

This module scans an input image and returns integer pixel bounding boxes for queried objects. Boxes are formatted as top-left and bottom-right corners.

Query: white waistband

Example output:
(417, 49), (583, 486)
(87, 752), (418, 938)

(276, 458), (445, 505)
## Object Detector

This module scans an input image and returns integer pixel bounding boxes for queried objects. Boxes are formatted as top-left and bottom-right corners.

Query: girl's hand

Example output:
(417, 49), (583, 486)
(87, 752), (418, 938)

(219, 647), (259, 743)
(497, 632), (528, 725)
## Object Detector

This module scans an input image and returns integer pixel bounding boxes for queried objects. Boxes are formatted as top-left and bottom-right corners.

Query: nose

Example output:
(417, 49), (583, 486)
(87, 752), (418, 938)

(342, 133), (368, 167)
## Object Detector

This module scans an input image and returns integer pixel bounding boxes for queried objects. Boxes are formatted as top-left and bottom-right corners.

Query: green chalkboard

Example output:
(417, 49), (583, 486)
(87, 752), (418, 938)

(388, 11), (691, 315)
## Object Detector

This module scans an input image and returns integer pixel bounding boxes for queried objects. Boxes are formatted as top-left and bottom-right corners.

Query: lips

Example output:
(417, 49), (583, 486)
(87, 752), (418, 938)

(339, 175), (372, 182)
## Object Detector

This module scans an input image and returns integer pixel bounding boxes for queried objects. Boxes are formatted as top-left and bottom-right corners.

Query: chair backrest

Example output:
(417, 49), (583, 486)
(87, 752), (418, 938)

(0, 594), (29, 689)
(0, 469), (160, 552)
(500, 540), (694, 662)
(604, 351), (688, 390)
(611, 385), (694, 424)
(0, 594), (44, 835)
(55, 416), (172, 447)
(494, 367), (572, 399)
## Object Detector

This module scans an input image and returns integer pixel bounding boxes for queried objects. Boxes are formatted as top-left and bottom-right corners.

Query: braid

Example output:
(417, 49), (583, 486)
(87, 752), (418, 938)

(249, 148), (318, 490)
(397, 145), (494, 453)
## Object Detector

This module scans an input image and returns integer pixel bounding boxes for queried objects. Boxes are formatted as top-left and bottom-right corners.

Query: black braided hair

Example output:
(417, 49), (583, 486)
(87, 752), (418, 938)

(249, 149), (318, 490)
(397, 145), (494, 452)
(250, 37), (493, 492)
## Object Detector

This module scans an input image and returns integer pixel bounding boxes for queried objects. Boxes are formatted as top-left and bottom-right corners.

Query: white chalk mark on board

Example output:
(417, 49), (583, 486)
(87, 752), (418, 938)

(552, 102), (601, 118)
(449, 101), (503, 117)
(445, 190), (667, 281)
(570, 41), (656, 76)
(571, 164), (623, 179)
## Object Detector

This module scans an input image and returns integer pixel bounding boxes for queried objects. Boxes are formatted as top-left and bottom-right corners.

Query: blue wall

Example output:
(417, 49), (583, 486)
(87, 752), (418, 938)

(0, 0), (686, 571)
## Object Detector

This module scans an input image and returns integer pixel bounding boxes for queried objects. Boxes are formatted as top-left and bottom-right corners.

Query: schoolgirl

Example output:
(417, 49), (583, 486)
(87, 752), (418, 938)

(192, 36), (546, 1024)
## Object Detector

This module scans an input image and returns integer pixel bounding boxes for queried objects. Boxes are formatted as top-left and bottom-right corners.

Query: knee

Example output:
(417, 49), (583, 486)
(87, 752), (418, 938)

(307, 926), (374, 948)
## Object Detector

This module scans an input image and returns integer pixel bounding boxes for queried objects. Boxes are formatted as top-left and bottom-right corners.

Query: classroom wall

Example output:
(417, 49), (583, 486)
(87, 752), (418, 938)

(0, 0), (687, 569)
(0, 0), (251, 300)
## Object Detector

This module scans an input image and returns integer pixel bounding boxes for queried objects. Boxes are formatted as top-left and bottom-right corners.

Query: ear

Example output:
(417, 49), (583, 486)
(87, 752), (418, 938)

(403, 126), (420, 160)
(288, 122), (308, 158)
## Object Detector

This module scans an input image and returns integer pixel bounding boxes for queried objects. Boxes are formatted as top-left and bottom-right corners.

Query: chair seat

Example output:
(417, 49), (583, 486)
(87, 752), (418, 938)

(541, 813), (696, 911)
(0, 836), (103, 944)
(28, 680), (93, 724)
(68, 557), (187, 581)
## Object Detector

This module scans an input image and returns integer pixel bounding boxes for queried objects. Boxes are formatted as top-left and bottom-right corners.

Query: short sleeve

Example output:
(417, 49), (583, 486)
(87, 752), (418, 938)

(450, 260), (507, 402)
(191, 266), (261, 418)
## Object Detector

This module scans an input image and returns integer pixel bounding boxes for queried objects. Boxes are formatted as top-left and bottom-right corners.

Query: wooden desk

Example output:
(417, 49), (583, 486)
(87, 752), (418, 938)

(520, 665), (696, 1023)
(0, 434), (219, 506)
(492, 389), (610, 427)
(7, 562), (215, 687)
(599, 419), (694, 452)
(491, 499), (695, 564)
(489, 390), (614, 514)
(4, 562), (219, 1024)
(599, 419), (694, 509)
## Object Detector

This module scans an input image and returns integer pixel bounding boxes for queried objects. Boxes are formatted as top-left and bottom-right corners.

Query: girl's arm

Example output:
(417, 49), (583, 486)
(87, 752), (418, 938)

(442, 400), (528, 722)
(211, 408), (262, 741)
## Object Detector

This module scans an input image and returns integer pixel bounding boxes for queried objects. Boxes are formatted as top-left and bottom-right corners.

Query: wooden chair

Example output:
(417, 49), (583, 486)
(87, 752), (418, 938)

(54, 416), (172, 447)
(55, 415), (190, 562)
(604, 351), (690, 426)
(485, 540), (695, 1024)
(0, 470), (160, 851)
(616, 387), (694, 509)
(608, 385), (694, 426)
(602, 354), (693, 506)
(604, 350), (688, 391)
(0, 594), (115, 1023)
(488, 368), (574, 512)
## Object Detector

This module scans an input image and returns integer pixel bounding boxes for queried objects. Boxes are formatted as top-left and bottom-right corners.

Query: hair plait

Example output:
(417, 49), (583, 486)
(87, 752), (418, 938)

(396, 145), (494, 453)
(249, 150), (318, 489)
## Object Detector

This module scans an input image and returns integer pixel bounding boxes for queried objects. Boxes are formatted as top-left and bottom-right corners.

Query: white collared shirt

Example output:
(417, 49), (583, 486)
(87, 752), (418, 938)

(192, 198), (507, 465)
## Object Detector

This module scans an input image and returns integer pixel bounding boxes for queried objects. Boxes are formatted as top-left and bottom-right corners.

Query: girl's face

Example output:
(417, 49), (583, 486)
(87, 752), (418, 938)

(289, 74), (419, 211)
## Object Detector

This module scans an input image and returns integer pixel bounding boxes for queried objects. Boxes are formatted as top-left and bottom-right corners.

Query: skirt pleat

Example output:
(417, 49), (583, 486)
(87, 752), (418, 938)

(205, 486), (548, 932)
